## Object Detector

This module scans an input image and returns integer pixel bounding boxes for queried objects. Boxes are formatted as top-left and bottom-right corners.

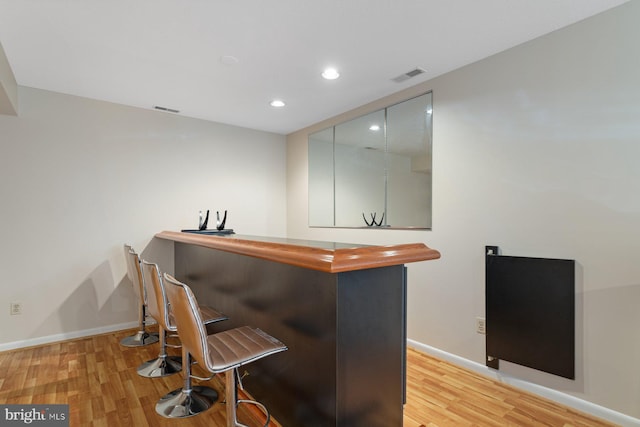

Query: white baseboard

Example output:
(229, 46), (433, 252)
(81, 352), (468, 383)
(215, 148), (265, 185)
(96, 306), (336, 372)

(0, 321), (139, 352)
(408, 339), (640, 427)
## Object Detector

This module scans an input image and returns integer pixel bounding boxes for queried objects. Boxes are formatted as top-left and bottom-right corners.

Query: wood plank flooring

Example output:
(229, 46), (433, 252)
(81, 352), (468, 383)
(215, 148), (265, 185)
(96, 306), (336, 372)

(0, 328), (616, 426)
(0, 328), (277, 427)
(403, 347), (615, 427)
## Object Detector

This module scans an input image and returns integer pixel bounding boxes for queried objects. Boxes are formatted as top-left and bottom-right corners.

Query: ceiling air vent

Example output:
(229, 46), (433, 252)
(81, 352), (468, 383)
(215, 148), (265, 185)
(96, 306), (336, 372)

(153, 105), (180, 114)
(391, 67), (426, 83)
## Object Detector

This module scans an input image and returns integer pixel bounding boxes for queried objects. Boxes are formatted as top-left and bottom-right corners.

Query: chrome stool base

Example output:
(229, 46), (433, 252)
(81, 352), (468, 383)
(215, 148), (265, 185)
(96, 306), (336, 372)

(120, 331), (159, 347)
(155, 386), (219, 418)
(137, 355), (182, 378)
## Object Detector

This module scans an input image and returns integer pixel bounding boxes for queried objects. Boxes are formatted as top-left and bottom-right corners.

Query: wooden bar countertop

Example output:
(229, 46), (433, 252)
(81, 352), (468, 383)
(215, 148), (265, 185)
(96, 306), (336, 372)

(156, 230), (440, 273)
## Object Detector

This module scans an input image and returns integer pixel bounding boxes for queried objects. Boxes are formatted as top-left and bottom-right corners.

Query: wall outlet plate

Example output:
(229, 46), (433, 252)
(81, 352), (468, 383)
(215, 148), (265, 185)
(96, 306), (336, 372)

(10, 302), (22, 315)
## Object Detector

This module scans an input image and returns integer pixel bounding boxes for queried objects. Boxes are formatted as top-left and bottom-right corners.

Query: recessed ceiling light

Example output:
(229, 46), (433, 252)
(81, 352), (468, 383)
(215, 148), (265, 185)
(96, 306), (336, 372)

(270, 100), (285, 107)
(369, 124), (380, 131)
(321, 68), (340, 80)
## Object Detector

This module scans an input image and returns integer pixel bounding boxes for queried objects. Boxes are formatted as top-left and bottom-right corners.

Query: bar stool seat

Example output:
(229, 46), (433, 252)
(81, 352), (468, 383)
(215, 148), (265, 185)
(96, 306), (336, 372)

(139, 259), (228, 380)
(120, 244), (158, 347)
(163, 273), (287, 426)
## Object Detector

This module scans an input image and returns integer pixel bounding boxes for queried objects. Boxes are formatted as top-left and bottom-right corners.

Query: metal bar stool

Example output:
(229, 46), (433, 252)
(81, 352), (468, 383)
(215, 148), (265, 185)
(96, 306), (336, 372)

(137, 259), (182, 377)
(119, 244), (159, 347)
(147, 271), (228, 418)
(138, 259), (228, 378)
(163, 273), (287, 426)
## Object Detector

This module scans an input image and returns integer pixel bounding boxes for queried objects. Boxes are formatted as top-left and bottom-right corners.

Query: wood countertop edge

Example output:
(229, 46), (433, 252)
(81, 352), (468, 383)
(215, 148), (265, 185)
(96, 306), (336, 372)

(156, 230), (440, 273)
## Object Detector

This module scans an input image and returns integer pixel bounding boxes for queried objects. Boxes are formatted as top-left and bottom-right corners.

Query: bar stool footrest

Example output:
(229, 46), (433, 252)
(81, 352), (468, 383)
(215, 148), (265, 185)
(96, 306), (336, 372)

(235, 399), (271, 427)
(155, 386), (219, 418)
(137, 355), (182, 378)
(120, 331), (159, 347)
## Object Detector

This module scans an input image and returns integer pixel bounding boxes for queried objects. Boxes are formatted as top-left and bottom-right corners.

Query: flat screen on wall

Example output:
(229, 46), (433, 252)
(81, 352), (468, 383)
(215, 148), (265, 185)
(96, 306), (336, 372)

(486, 251), (575, 379)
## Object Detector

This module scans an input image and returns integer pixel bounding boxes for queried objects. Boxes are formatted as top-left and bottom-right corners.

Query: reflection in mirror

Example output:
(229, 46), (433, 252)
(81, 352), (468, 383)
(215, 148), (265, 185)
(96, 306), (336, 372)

(308, 91), (432, 229)
(335, 109), (386, 227)
(308, 127), (334, 226)
(386, 94), (432, 228)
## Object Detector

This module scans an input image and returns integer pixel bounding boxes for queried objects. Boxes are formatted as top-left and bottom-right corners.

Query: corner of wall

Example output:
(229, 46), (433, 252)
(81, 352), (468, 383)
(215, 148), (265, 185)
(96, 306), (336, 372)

(0, 40), (18, 116)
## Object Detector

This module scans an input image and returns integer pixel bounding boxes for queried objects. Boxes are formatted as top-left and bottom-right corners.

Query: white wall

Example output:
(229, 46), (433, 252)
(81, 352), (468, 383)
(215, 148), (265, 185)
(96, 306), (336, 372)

(0, 87), (287, 348)
(287, 2), (640, 421)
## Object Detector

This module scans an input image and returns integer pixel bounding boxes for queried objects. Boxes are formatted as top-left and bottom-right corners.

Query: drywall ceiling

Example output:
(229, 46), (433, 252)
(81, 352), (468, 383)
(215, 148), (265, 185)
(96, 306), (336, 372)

(0, 0), (628, 135)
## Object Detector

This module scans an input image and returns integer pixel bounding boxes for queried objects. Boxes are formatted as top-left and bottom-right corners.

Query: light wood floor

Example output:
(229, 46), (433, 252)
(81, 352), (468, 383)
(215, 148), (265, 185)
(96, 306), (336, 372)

(403, 347), (615, 427)
(0, 328), (616, 426)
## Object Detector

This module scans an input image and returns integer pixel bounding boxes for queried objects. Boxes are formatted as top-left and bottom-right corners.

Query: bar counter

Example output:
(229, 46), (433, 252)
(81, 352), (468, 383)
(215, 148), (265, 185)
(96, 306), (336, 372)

(156, 231), (440, 427)
(156, 230), (440, 273)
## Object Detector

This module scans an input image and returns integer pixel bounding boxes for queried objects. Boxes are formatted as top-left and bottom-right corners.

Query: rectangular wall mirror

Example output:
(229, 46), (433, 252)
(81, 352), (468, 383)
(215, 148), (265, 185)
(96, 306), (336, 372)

(308, 91), (433, 229)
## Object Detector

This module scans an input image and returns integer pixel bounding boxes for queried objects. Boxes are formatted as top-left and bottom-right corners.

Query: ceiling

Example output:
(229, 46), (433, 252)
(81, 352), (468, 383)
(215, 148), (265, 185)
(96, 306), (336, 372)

(0, 0), (627, 135)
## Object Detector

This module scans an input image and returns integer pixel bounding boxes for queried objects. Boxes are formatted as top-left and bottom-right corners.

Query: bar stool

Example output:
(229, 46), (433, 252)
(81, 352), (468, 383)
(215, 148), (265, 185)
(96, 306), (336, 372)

(138, 259), (228, 378)
(120, 244), (159, 347)
(163, 273), (287, 426)
(149, 273), (228, 418)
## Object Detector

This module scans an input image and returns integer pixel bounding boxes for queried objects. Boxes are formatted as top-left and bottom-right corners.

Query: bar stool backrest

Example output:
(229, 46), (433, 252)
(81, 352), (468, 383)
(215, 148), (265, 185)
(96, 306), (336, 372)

(141, 260), (173, 332)
(163, 273), (210, 370)
(125, 248), (146, 304)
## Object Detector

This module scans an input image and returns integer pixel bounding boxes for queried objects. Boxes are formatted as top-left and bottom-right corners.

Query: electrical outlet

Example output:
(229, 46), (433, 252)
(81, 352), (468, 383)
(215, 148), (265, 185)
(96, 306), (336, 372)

(10, 302), (22, 315)
(476, 317), (486, 334)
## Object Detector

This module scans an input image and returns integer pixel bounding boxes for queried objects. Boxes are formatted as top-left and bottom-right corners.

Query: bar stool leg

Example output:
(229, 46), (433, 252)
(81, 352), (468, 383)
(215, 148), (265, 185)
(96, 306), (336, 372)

(226, 368), (271, 427)
(137, 326), (181, 377)
(155, 348), (218, 418)
(120, 303), (159, 347)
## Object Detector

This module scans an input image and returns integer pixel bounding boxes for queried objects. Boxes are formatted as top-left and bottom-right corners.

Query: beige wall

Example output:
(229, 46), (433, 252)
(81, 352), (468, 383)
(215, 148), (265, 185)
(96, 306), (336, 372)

(0, 87), (287, 348)
(287, 2), (640, 422)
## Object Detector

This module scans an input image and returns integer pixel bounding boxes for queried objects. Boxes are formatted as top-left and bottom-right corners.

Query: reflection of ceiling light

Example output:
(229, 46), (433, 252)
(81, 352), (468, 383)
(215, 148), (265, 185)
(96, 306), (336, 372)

(369, 124), (380, 131)
(270, 100), (285, 107)
(321, 68), (340, 80)
(426, 108), (433, 115)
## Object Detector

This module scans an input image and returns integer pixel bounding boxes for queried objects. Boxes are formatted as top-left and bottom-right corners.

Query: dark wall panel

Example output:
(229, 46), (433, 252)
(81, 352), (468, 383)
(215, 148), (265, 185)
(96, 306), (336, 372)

(486, 250), (575, 379)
